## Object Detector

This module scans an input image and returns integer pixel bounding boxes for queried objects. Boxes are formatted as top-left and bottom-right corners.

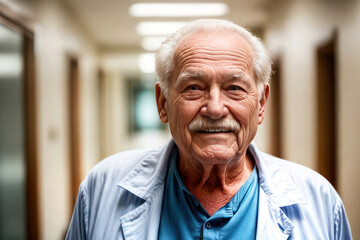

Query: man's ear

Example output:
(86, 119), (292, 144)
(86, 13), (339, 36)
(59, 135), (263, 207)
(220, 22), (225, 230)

(155, 82), (168, 123)
(258, 84), (270, 125)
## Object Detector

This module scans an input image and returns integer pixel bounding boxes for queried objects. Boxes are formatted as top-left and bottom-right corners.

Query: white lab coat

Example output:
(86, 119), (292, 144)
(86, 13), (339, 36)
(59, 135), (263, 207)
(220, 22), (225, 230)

(66, 140), (352, 240)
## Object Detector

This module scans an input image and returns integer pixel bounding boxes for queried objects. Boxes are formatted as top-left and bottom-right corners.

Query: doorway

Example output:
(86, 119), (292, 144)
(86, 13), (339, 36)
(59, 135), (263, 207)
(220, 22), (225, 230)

(0, 6), (39, 240)
(68, 57), (82, 212)
(269, 59), (283, 158)
(316, 33), (337, 189)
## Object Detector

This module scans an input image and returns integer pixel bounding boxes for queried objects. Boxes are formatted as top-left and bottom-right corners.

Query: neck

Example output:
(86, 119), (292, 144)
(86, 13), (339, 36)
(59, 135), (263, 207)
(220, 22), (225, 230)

(178, 151), (254, 215)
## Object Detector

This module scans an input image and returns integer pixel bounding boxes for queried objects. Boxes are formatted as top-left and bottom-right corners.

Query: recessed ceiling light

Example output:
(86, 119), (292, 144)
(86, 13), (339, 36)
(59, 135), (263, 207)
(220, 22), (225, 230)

(129, 3), (229, 17)
(141, 37), (167, 51)
(136, 21), (187, 36)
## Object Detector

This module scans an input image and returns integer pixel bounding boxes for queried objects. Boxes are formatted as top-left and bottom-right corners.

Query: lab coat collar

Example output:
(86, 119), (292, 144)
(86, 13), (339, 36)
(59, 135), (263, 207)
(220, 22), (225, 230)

(249, 143), (307, 239)
(117, 140), (175, 240)
(117, 140), (174, 200)
(117, 140), (308, 239)
(117, 141), (307, 206)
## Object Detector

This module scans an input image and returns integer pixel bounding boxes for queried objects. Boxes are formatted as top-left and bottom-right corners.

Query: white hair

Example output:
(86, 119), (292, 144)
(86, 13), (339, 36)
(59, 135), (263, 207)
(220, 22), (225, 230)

(155, 19), (272, 98)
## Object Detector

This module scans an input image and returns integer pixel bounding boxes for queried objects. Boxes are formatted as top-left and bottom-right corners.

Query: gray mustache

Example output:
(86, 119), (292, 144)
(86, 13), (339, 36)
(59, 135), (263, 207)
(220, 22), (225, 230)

(188, 117), (240, 132)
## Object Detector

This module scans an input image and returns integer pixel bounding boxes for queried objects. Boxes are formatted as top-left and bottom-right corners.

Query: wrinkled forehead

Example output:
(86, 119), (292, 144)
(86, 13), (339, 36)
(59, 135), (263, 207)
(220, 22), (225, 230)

(172, 30), (254, 79)
(174, 29), (253, 62)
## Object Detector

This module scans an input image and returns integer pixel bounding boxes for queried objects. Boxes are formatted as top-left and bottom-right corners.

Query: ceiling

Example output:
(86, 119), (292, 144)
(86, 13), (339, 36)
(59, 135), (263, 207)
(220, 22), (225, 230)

(64, 0), (272, 52)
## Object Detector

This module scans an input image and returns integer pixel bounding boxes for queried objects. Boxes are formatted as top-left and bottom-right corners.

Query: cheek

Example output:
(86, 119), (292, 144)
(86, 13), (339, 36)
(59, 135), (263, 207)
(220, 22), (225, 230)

(232, 107), (252, 124)
(167, 103), (191, 142)
(174, 100), (201, 124)
(231, 101), (259, 130)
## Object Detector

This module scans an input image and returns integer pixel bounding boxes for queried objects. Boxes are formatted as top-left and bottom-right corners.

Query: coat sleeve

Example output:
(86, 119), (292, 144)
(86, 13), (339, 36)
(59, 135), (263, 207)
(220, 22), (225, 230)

(334, 199), (352, 240)
(65, 183), (89, 240)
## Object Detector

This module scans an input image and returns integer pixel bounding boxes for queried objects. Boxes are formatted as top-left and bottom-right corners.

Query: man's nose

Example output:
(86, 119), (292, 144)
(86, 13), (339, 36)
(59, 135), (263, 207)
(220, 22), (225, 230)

(200, 88), (229, 119)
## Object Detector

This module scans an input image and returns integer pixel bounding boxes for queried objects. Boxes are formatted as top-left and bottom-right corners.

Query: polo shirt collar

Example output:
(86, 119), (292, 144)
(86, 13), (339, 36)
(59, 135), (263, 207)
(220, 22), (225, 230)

(169, 147), (259, 218)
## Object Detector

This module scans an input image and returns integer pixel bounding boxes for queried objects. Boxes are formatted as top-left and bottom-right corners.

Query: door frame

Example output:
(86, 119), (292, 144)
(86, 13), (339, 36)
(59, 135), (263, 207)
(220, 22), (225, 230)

(0, 3), (40, 240)
(316, 32), (338, 189)
(67, 55), (82, 214)
(269, 58), (283, 158)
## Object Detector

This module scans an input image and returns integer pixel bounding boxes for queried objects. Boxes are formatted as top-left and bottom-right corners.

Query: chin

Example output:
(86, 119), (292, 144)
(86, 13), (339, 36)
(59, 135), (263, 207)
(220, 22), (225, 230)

(192, 144), (239, 165)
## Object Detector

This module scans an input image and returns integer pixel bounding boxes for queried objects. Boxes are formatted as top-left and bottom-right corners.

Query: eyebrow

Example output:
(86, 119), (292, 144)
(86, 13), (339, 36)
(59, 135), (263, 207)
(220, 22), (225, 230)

(223, 71), (253, 88)
(175, 71), (207, 89)
(175, 70), (253, 89)
(177, 71), (206, 82)
(223, 71), (249, 82)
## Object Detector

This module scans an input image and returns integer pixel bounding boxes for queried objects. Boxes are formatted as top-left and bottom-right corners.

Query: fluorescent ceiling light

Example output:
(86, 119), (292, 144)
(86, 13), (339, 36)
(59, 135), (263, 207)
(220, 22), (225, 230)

(139, 53), (155, 74)
(136, 21), (187, 36)
(129, 3), (229, 17)
(141, 37), (166, 51)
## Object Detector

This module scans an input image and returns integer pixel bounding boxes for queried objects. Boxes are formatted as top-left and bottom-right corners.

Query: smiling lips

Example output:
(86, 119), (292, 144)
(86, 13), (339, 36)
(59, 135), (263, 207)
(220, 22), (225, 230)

(198, 128), (232, 133)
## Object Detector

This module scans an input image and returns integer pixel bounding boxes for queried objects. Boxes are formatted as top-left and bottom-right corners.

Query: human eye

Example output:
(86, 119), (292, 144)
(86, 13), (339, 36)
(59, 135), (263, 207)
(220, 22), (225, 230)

(182, 84), (204, 99)
(186, 84), (202, 91)
(228, 85), (242, 91)
(188, 85), (200, 90)
(224, 84), (247, 100)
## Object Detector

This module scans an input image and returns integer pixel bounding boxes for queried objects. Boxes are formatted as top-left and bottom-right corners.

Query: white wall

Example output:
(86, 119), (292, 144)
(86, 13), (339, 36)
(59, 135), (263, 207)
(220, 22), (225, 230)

(264, 0), (360, 238)
(98, 68), (127, 157)
(338, 1), (360, 238)
(35, 1), (99, 239)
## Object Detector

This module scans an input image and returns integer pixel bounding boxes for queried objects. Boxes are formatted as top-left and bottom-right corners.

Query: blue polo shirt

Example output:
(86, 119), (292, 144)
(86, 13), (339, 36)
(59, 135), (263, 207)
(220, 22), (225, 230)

(158, 148), (259, 239)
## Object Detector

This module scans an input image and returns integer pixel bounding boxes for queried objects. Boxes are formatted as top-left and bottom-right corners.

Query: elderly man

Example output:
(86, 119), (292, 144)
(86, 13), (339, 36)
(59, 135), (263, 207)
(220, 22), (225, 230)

(66, 19), (352, 239)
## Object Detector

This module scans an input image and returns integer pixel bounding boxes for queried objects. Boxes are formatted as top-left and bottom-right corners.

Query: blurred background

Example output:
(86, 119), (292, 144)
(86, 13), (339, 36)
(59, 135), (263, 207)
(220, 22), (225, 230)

(0, 0), (359, 239)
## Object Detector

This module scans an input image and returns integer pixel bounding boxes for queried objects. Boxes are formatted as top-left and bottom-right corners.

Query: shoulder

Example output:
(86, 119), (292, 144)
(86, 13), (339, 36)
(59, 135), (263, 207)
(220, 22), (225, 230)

(254, 150), (352, 238)
(258, 150), (343, 213)
(262, 152), (335, 192)
(81, 146), (164, 192)
(94, 147), (161, 175)
(260, 152), (321, 178)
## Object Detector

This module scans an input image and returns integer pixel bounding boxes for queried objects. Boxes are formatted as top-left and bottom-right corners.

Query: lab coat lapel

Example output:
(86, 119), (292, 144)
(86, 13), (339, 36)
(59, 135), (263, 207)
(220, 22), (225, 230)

(256, 188), (294, 239)
(118, 141), (175, 240)
(249, 143), (307, 239)
(120, 185), (165, 240)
